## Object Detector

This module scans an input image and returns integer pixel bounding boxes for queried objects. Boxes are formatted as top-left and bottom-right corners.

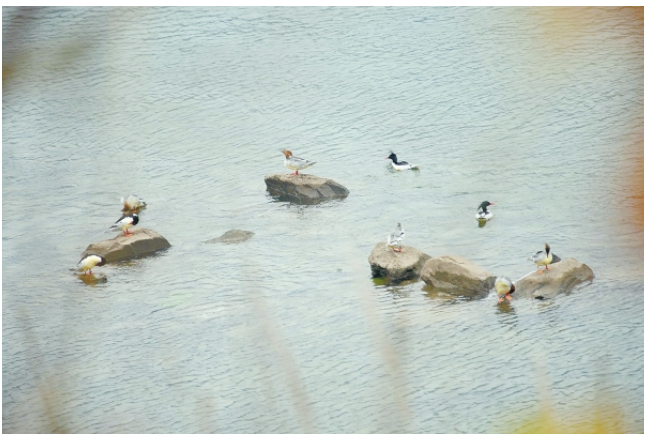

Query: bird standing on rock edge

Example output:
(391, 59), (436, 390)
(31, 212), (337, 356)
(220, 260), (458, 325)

(281, 149), (317, 177)
(495, 276), (515, 303)
(531, 243), (554, 274)
(387, 222), (405, 253)
(106, 212), (139, 237)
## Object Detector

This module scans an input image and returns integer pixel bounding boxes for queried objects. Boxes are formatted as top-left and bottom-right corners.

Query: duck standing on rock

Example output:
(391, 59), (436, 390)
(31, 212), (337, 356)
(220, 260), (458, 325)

(495, 276), (515, 303)
(106, 212), (139, 237)
(281, 149), (316, 177)
(387, 222), (405, 253)
(531, 243), (555, 274)
(475, 201), (495, 222)
(78, 254), (106, 275)
(385, 152), (419, 171)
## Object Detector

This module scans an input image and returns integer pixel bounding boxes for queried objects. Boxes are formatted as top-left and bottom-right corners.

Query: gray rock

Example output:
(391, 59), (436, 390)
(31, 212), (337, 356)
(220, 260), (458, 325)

(515, 258), (594, 299)
(82, 228), (171, 263)
(265, 173), (349, 204)
(368, 242), (431, 282)
(420, 255), (496, 297)
(206, 229), (254, 244)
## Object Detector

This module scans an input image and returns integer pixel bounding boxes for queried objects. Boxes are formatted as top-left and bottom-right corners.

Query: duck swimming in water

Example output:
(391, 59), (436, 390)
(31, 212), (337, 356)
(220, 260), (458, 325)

(531, 243), (554, 274)
(385, 152), (418, 171)
(387, 222), (405, 253)
(475, 201), (495, 221)
(281, 149), (316, 177)
(495, 276), (515, 303)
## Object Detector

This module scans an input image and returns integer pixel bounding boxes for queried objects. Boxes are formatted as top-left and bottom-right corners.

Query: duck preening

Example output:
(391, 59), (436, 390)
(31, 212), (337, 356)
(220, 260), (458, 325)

(475, 201), (495, 221)
(78, 254), (106, 275)
(106, 212), (139, 237)
(387, 222), (405, 253)
(281, 149), (316, 176)
(495, 276), (515, 302)
(531, 242), (554, 273)
(385, 152), (418, 171)
(121, 194), (146, 213)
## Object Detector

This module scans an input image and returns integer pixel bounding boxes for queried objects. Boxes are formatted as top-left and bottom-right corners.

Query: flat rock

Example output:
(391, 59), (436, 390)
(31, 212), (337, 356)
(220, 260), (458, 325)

(82, 228), (171, 263)
(206, 229), (254, 244)
(265, 173), (349, 204)
(420, 255), (496, 297)
(515, 258), (594, 298)
(368, 242), (431, 282)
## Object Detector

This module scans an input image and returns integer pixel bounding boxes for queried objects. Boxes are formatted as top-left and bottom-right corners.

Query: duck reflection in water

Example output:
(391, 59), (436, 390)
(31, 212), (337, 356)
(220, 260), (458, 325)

(78, 273), (108, 286)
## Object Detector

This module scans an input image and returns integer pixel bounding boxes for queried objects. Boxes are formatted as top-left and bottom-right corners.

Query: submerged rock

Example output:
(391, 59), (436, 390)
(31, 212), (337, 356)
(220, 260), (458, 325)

(206, 229), (254, 244)
(82, 228), (171, 263)
(420, 255), (496, 297)
(265, 173), (349, 204)
(515, 258), (594, 298)
(368, 242), (431, 282)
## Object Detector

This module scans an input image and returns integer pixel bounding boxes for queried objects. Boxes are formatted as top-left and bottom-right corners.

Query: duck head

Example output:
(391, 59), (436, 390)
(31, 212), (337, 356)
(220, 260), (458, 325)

(281, 149), (293, 159)
(385, 152), (397, 162)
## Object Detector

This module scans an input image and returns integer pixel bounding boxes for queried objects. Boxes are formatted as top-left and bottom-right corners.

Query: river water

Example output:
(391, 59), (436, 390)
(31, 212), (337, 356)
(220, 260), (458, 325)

(3, 7), (643, 433)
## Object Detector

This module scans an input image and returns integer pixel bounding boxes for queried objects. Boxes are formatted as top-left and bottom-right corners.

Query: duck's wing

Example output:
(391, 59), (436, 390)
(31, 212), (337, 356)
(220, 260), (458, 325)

(531, 250), (546, 263)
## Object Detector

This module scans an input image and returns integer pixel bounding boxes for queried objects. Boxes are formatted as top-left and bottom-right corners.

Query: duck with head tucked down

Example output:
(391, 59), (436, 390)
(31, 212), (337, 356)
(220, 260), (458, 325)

(495, 276), (515, 303)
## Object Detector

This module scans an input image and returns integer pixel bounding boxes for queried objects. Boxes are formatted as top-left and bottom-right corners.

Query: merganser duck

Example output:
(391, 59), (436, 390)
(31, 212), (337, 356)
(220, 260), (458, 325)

(106, 212), (139, 237)
(385, 152), (418, 171)
(121, 194), (146, 213)
(387, 222), (405, 252)
(495, 276), (515, 303)
(281, 149), (316, 176)
(78, 254), (106, 275)
(476, 201), (495, 221)
(531, 243), (555, 273)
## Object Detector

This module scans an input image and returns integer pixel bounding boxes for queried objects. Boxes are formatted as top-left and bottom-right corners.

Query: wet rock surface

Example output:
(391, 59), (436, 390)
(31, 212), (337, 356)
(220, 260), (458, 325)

(82, 228), (171, 263)
(368, 242), (431, 282)
(206, 229), (255, 244)
(515, 258), (594, 298)
(265, 173), (349, 204)
(420, 255), (496, 297)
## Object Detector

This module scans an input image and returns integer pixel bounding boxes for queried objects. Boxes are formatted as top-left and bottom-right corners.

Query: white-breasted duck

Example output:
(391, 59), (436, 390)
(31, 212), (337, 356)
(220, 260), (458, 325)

(387, 222), (405, 253)
(531, 242), (560, 273)
(281, 149), (316, 177)
(495, 276), (515, 303)
(385, 152), (418, 171)
(78, 254), (106, 275)
(106, 212), (139, 237)
(476, 201), (496, 221)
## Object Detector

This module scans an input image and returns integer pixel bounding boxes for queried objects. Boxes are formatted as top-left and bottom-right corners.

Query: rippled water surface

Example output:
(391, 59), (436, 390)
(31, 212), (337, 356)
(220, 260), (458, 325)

(3, 7), (643, 433)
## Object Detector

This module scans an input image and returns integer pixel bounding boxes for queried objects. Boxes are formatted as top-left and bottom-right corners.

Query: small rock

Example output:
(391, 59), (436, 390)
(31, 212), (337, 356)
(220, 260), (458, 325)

(515, 258), (594, 298)
(420, 255), (496, 297)
(206, 229), (254, 244)
(368, 242), (431, 282)
(265, 173), (349, 204)
(82, 228), (171, 263)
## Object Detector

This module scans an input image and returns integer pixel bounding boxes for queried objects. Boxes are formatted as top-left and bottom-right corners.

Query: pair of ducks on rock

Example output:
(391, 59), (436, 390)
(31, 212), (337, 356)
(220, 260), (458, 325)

(279, 149), (418, 176)
(77, 195), (146, 275)
(497, 243), (559, 302)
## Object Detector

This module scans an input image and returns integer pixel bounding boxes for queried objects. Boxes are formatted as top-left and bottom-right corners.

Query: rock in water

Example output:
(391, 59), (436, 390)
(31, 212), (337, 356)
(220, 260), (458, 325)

(82, 228), (171, 263)
(265, 173), (349, 204)
(206, 229), (254, 244)
(368, 242), (431, 282)
(420, 255), (496, 297)
(515, 258), (594, 298)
